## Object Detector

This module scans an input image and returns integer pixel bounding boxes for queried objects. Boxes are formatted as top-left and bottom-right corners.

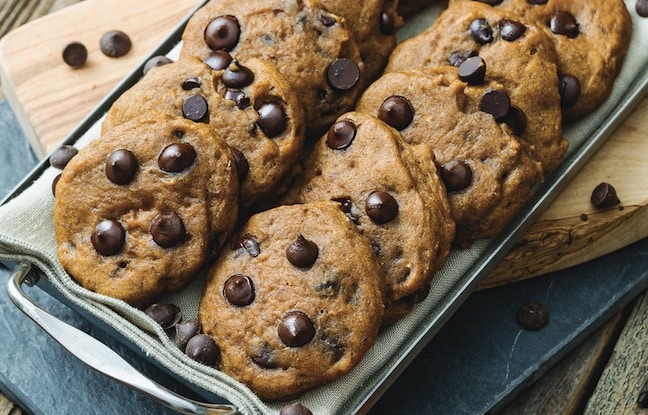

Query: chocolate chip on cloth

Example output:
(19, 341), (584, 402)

(54, 117), (238, 306)
(102, 57), (304, 211)
(281, 112), (454, 323)
(199, 202), (385, 400)
(386, 1), (568, 174)
(356, 68), (543, 244)
(180, 0), (364, 139)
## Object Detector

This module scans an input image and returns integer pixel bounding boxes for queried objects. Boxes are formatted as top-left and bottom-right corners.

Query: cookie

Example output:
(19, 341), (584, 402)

(386, 1), (568, 173)
(199, 202), (385, 400)
(281, 112), (455, 321)
(54, 116), (238, 306)
(449, 0), (632, 120)
(103, 57), (305, 211)
(356, 67), (543, 243)
(180, 0), (364, 138)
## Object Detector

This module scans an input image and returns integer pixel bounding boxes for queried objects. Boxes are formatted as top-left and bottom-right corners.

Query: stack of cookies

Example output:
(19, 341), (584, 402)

(52, 0), (631, 401)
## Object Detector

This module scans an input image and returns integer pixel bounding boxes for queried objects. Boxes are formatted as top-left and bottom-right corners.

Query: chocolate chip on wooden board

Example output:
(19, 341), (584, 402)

(590, 182), (621, 209)
(100, 30), (132, 58)
(62, 42), (88, 68)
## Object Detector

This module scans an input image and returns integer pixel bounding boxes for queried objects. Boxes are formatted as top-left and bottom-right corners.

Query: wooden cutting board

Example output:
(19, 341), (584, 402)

(0, 0), (646, 288)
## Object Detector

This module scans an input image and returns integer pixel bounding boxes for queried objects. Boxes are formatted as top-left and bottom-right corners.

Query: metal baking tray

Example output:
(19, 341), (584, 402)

(2, 1), (648, 414)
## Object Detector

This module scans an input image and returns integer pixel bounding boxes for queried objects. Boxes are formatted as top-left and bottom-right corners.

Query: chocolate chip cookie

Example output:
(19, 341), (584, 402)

(199, 202), (385, 400)
(180, 0), (364, 138)
(356, 67), (543, 243)
(281, 112), (455, 321)
(54, 116), (238, 306)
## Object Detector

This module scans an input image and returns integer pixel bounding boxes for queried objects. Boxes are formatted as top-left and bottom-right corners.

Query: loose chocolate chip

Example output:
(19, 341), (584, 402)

(223, 274), (255, 306)
(332, 196), (360, 224)
(251, 344), (276, 369)
(99, 30), (132, 58)
(203, 50), (233, 70)
(224, 89), (250, 109)
(440, 160), (472, 191)
(638, 0), (648, 17)
(175, 319), (201, 352)
(144, 303), (182, 331)
(222, 61), (255, 88)
(50, 145), (78, 169)
(458, 56), (486, 85)
(279, 403), (314, 415)
(516, 301), (549, 331)
(380, 12), (396, 35)
(257, 101), (287, 138)
(158, 142), (197, 172)
(326, 58), (360, 91)
(499, 19), (526, 41)
(231, 149), (250, 181)
(591, 182), (620, 209)
(143, 55), (173, 76)
(106, 149), (138, 185)
(479, 89), (511, 120)
(204, 15), (240, 51)
(550, 11), (579, 38)
(502, 106), (527, 136)
(238, 233), (260, 256)
(449, 50), (478, 67)
(559, 74), (581, 108)
(365, 191), (399, 224)
(182, 77), (201, 91)
(327, 119), (356, 150)
(378, 95), (414, 131)
(91, 219), (125, 256)
(185, 334), (220, 365)
(182, 95), (209, 122)
(286, 235), (319, 268)
(62, 42), (87, 68)
(278, 311), (316, 347)
(319, 13), (337, 27)
(150, 212), (186, 248)
(52, 173), (61, 197)
(470, 18), (494, 44)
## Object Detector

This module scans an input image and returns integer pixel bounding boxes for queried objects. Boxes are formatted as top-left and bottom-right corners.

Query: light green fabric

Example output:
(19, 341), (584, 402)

(1, 3), (646, 414)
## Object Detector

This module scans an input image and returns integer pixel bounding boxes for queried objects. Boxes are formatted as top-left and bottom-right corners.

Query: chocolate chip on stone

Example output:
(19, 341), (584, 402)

(516, 301), (549, 331)
(204, 15), (240, 51)
(62, 42), (87, 68)
(223, 274), (255, 306)
(559, 74), (581, 108)
(50, 145), (78, 169)
(479, 89), (511, 120)
(91, 219), (125, 256)
(499, 19), (526, 41)
(470, 18), (494, 44)
(638, 0), (648, 17)
(175, 319), (201, 352)
(143, 55), (173, 76)
(278, 311), (316, 347)
(99, 30), (132, 58)
(181, 77), (201, 91)
(222, 61), (255, 88)
(502, 105), (527, 136)
(590, 182), (620, 209)
(224, 89), (250, 109)
(279, 403), (314, 415)
(286, 235), (319, 268)
(326, 58), (360, 91)
(182, 95), (209, 122)
(440, 160), (473, 192)
(231, 149), (249, 181)
(185, 334), (220, 366)
(203, 50), (233, 70)
(550, 11), (579, 38)
(237, 233), (260, 256)
(458, 56), (486, 85)
(378, 95), (414, 131)
(365, 191), (399, 224)
(158, 142), (197, 172)
(52, 174), (61, 197)
(150, 212), (186, 248)
(257, 101), (287, 138)
(380, 11), (396, 35)
(144, 303), (182, 331)
(326, 119), (356, 150)
(449, 50), (478, 67)
(106, 149), (138, 185)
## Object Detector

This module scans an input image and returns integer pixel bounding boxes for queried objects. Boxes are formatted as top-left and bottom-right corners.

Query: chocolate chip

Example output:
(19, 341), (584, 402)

(470, 18), (494, 44)
(526, 0), (548, 4)
(257, 101), (287, 138)
(50, 145), (78, 169)
(99, 30), (132, 58)
(144, 303), (182, 331)
(251, 343), (276, 369)
(440, 160), (472, 191)
(327, 119), (356, 150)
(365, 191), (399, 224)
(559, 74), (581, 108)
(550, 11), (579, 38)
(332, 196), (360, 224)
(591, 182), (620, 209)
(231, 149), (249, 181)
(62, 42), (87, 68)
(158, 142), (197, 172)
(502, 106), (527, 136)
(222, 61), (255, 88)
(378, 95), (414, 131)
(150, 212), (186, 248)
(203, 51), (233, 70)
(314, 279), (339, 296)
(204, 15), (240, 51)
(319, 13), (337, 27)
(380, 12), (396, 35)
(479, 89), (511, 120)
(516, 301), (549, 331)
(182, 77), (201, 91)
(638, 0), (648, 17)
(326, 58), (360, 91)
(449, 50), (478, 67)
(458, 56), (486, 85)
(143, 55), (173, 76)
(91, 219), (125, 256)
(499, 19), (526, 41)
(279, 403), (314, 415)
(278, 311), (316, 347)
(185, 334), (220, 365)
(224, 89), (250, 109)
(175, 319), (201, 352)
(223, 274), (255, 306)
(182, 95), (209, 122)
(286, 235), (319, 268)
(52, 173), (61, 197)
(238, 233), (260, 256)
(106, 149), (138, 185)
(476, 0), (504, 4)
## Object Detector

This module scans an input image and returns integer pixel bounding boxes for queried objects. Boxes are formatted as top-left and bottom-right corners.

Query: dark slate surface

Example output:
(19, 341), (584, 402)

(0, 98), (646, 414)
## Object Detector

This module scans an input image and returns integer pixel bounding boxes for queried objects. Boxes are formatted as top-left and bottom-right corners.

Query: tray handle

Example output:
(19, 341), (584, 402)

(6, 261), (241, 415)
